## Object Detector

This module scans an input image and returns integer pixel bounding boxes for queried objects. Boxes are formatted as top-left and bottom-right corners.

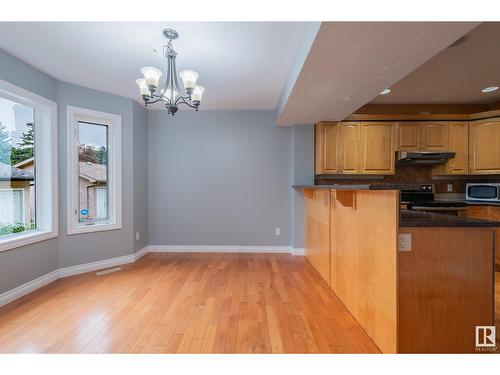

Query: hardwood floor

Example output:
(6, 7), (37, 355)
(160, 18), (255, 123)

(0, 253), (380, 354)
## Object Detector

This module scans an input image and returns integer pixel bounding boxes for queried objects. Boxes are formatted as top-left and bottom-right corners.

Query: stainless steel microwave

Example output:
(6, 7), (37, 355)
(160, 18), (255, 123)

(466, 183), (500, 202)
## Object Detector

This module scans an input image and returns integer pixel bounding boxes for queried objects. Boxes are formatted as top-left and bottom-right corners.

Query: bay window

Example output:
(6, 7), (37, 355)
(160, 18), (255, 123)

(0, 78), (58, 252)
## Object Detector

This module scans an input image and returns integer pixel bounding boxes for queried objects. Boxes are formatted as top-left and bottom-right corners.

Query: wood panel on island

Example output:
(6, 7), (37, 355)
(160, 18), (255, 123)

(315, 118), (500, 176)
(303, 186), (496, 353)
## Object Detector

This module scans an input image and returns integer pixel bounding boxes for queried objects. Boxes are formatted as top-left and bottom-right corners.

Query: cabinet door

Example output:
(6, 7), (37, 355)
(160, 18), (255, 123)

(315, 122), (340, 174)
(396, 122), (420, 151)
(339, 122), (360, 174)
(359, 122), (395, 174)
(421, 122), (449, 151)
(469, 119), (500, 174)
(447, 122), (468, 174)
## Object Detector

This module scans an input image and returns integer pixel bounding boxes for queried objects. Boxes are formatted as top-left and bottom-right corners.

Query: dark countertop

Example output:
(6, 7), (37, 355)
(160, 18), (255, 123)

(292, 184), (397, 190)
(435, 199), (500, 207)
(400, 210), (500, 227)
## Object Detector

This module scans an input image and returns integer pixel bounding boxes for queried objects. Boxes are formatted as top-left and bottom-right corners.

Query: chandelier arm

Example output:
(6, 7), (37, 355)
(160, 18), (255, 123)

(176, 96), (199, 109)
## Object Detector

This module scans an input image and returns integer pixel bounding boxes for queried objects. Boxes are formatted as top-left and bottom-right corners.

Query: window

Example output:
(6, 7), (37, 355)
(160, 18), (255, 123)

(0, 78), (58, 252)
(67, 106), (121, 235)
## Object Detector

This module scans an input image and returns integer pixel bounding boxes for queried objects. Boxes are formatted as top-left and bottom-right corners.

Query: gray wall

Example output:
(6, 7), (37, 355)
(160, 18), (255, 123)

(291, 125), (314, 249)
(148, 110), (292, 246)
(56, 81), (136, 268)
(0, 48), (149, 294)
(0, 49), (60, 294)
(0, 45), (314, 296)
(133, 102), (148, 252)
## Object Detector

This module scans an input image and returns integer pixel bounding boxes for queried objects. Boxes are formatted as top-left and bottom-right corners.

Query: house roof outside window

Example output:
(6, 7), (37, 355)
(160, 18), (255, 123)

(0, 161), (34, 181)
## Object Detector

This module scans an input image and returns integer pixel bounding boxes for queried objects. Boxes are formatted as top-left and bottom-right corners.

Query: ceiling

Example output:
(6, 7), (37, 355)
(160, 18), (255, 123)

(370, 22), (500, 105)
(0, 22), (304, 110)
(277, 22), (480, 125)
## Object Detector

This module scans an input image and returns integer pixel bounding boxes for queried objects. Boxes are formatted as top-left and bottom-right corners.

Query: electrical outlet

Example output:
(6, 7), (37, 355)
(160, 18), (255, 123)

(274, 227), (281, 237)
(447, 184), (453, 192)
(135, 232), (140, 241)
(398, 233), (411, 252)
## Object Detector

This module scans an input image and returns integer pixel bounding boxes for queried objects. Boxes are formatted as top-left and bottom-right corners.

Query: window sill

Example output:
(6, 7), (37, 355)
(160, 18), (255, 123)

(0, 230), (58, 253)
(67, 222), (122, 236)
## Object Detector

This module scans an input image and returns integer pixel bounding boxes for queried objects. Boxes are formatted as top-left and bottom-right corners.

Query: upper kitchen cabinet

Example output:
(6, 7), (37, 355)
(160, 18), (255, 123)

(359, 122), (395, 174)
(432, 122), (469, 175)
(396, 122), (420, 151)
(339, 122), (360, 174)
(421, 122), (449, 151)
(469, 118), (500, 174)
(314, 122), (395, 175)
(396, 122), (449, 151)
(315, 122), (340, 174)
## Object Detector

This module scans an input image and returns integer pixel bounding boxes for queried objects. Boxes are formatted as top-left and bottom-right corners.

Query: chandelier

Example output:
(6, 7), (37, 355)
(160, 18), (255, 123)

(136, 28), (205, 115)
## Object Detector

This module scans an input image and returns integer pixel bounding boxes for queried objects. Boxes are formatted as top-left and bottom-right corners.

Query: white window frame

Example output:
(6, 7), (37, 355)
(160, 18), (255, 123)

(67, 106), (122, 235)
(0, 78), (58, 252)
(0, 188), (24, 224)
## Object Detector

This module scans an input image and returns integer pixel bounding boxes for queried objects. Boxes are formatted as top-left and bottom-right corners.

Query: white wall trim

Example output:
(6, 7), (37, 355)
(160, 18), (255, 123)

(147, 245), (293, 254)
(292, 248), (305, 256)
(0, 270), (59, 308)
(0, 244), (303, 308)
(58, 253), (136, 278)
(0, 246), (148, 307)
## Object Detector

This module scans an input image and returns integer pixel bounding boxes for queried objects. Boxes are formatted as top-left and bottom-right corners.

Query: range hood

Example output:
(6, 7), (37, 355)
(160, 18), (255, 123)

(396, 151), (455, 166)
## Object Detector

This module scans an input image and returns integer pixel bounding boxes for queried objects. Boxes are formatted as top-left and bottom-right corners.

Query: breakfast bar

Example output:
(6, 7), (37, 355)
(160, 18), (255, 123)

(297, 185), (497, 353)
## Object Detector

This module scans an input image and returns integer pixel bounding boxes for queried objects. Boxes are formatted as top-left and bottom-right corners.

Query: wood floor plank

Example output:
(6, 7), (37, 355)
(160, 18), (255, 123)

(0, 253), (381, 353)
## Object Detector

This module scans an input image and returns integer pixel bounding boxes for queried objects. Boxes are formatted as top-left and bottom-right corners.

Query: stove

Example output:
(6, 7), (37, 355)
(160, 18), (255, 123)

(400, 184), (467, 213)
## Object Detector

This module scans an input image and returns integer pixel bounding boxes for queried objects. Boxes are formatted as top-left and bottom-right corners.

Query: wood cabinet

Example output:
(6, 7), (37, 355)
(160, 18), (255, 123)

(339, 122), (360, 174)
(315, 122), (395, 175)
(421, 122), (449, 151)
(432, 122), (469, 175)
(396, 122), (419, 151)
(469, 118), (500, 174)
(359, 122), (395, 174)
(315, 122), (340, 174)
(396, 122), (449, 151)
(304, 189), (331, 285)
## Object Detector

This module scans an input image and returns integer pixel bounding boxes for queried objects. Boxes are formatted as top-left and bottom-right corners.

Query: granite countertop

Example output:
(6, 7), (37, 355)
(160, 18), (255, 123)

(400, 210), (500, 227)
(292, 184), (397, 190)
(435, 199), (500, 207)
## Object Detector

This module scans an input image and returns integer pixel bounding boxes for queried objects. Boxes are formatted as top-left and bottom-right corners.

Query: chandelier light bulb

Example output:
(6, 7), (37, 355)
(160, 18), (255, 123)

(135, 78), (150, 97)
(162, 88), (179, 101)
(179, 70), (199, 91)
(192, 85), (205, 102)
(140, 66), (162, 89)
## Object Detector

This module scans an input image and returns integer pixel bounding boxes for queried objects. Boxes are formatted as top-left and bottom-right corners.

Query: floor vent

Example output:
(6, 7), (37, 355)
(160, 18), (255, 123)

(96, 267), (122, 276)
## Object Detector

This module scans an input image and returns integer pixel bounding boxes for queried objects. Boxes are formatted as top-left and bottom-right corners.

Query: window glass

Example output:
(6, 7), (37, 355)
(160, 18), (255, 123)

(78, 121), (108, 224)
(0, 96), (36, 238)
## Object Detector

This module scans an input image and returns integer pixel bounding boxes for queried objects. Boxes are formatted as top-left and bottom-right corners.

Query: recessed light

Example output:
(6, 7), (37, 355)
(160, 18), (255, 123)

(481, 86), (499, 93)
(380, 88), (391, 95)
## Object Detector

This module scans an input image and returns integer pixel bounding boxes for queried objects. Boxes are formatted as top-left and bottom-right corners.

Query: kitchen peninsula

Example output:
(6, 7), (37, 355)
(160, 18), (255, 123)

(296, 185), (497, 353)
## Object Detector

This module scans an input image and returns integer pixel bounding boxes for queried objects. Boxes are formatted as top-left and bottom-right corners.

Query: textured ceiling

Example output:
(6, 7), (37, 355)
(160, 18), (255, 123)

(0, 22), (304, 110)
(370, 22), (500, 104)
(277, 22), (480, 125)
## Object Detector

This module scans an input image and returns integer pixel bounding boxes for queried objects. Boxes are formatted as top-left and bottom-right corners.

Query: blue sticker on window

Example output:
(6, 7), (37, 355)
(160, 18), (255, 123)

(80, 209), (88, 216)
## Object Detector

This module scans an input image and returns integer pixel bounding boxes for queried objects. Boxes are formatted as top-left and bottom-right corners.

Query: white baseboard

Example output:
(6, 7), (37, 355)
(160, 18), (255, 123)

(0, 244), (303, 308)
(0, 270), (59, 308)
(58, 253), (136, 278)
(292, 248), (305, 256)
(147, 245), (292, 254)
(0, 246), (148, 308)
